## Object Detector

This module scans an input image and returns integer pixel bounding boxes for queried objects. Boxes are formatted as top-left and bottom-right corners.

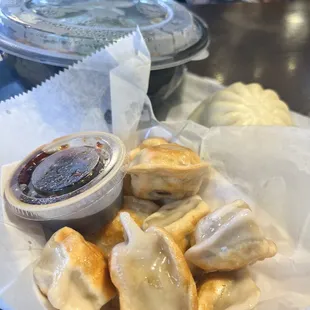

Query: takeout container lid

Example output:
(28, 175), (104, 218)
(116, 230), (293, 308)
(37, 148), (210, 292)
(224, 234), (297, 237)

(0, 0), (209, 70)
(4, 131), (127, 221)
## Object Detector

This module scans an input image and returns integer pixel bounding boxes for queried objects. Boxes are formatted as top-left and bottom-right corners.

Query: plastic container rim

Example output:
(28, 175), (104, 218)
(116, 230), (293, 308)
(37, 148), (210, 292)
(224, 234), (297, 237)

(0, 13), (210, 70)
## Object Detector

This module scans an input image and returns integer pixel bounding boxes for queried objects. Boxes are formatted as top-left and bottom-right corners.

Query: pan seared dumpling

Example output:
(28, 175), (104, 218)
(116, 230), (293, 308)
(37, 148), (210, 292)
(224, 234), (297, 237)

(140, 137), (169, 148)
(96, 196), (159, 258)
(122, 195), (160, 217)
(197, 269), (260, 310)
(129, 137), (169, 161)
(33, 227), (116, 310)
(110, 212), (198, 310)
(185, 200), (277, 272)
(143, 195), (210, 252)
(128, 143), (209, 200)
(127, 138), (169, 194)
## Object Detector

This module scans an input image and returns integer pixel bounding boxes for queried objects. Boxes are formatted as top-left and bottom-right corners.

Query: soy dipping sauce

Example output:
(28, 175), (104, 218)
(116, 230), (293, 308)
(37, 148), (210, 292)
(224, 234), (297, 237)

(18, 146), (107, 201)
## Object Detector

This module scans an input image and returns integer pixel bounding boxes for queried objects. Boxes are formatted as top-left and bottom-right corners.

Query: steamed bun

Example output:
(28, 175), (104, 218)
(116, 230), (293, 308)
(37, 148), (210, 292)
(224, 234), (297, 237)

(203, 82), (293, 126)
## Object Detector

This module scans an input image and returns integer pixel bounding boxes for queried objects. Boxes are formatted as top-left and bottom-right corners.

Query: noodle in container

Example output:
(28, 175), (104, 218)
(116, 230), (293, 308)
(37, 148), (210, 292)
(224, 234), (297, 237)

(3, 132), (127, 234)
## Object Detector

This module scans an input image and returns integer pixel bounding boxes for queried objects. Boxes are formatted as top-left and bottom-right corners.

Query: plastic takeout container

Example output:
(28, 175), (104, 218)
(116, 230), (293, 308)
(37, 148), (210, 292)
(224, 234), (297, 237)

(0, 0), (209, 69)
(0, 0), (209, 101)
(4, 132), (127, 233)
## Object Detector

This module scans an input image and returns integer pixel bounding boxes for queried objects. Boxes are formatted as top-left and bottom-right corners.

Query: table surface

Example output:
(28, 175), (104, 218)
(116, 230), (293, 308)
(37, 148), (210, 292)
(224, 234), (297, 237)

(186, 0), (310, 116)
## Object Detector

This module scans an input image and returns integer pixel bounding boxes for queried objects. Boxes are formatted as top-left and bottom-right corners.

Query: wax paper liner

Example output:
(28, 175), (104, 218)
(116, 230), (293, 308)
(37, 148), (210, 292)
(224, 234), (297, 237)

(0, 29), (150, 166)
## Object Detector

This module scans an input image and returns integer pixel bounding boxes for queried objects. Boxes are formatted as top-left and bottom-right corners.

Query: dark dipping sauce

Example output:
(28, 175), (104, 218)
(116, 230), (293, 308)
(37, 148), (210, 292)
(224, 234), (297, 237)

(17, 146), (108, 204)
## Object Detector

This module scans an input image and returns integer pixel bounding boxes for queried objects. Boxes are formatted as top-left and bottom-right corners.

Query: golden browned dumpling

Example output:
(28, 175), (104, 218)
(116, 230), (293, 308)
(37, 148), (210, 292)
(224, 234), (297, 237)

(140, 137), (169, 148)
(126, 138), (169, 194)
(128, 143), (209, 200)
(185, 200), (277, 272)
(143, 195), (210, 252)
(96, 196), (159, 258)
(129, 137), (169, 161)
(197, 269), (260, 310)
(123, 174), (133, 196)
(110, 212), (198, 310)
(33, 227), (116, 310)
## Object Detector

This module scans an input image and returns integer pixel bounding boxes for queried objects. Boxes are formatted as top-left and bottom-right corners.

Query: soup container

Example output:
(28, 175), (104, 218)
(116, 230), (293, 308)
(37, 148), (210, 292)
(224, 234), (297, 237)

(4, 132), (127, 234)
(0, 0), (209, 102)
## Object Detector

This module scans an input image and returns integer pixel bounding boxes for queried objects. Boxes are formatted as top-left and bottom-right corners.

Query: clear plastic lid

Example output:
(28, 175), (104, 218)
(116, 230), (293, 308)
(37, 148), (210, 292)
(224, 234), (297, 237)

(4, 132), (127, 220)
(0, 0), (209, 69)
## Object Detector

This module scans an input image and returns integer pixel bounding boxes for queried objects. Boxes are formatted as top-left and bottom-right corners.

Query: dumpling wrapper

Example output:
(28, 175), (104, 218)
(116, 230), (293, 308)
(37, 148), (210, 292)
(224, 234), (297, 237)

(128, 143), (209, 200)
(123, 173), (133, 196)
(129, 137), (169, 161)
(197, 269), (260, 310)
(185, 200), (277, 272)
(110, 212), (198, 310)
(126, 137), (169, 194)
(33, 227), (116, 310)
(143, 195), (210, 252)
(96, 196), (159, 258)
(203, 82), (293, 127)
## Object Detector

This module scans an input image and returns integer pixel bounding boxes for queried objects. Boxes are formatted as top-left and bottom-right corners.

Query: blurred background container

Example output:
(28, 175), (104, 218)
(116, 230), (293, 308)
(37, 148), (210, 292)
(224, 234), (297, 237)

(0, 0), (209, 104)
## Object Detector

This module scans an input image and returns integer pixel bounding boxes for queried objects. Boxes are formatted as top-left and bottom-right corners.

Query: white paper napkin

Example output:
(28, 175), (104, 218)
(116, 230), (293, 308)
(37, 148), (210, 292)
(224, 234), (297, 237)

(0, 30), (150, 166)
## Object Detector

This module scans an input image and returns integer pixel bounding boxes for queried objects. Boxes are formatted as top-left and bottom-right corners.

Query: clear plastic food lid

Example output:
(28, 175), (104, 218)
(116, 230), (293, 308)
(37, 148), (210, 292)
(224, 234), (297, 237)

(0, 0), (209, 69)
(4, 132), (127, 220)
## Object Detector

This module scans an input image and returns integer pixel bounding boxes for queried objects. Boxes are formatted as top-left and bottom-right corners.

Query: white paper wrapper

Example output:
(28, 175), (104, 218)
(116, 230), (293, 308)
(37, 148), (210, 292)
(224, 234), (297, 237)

(0, 162), (46, 297)
(201, 125), (310, 310)
(0, 30), (150, 166)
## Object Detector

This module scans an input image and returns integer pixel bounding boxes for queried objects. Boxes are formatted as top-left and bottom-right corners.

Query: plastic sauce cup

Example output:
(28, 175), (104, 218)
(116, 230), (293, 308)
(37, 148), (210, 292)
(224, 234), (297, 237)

(4, 132), (127, 234)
